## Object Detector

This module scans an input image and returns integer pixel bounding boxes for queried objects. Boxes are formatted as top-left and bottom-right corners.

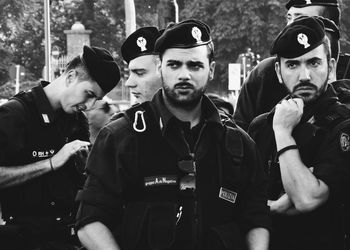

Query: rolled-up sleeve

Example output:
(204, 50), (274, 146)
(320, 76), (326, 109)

(76, 120), (134, 230)
(238, 130), (271, 234)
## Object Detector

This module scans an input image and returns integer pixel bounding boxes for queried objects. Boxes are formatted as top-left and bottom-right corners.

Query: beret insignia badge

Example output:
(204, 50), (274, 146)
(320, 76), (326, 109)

(297, 33), (310, 49)
(137, 37), (147, 52)
(340, 132), (350, 152)
(191, 26), (202, 43)
(305, 0), (312, 4)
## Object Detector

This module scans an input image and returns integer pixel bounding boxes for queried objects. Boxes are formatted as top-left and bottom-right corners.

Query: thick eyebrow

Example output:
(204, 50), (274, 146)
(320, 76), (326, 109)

(166, 59), (181, 64)
(284, 59), (300, 65)
(187, 61), (204, 67)
(306, 57), (323, 63)
(284, 57), (323, 65)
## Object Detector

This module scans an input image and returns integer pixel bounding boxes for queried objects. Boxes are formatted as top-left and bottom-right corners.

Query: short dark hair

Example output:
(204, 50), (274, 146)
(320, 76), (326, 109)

(325, 30), (340, 61)
(207, 41), (215, 63)
(65, 56), (92, 82)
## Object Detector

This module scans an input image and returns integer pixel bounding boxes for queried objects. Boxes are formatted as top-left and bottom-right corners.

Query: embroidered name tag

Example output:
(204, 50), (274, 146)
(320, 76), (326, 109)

(144, 176), (178, 187)
(42, 114), (50, 123)
(219, 187), (237, 204)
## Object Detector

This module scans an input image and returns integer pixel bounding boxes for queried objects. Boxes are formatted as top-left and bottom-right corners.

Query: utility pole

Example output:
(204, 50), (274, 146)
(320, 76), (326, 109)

(124, 0), (136, 103)
(124, 0), (136, 37)
(44, 0), (51, 81)
(157, 0), (179, 29)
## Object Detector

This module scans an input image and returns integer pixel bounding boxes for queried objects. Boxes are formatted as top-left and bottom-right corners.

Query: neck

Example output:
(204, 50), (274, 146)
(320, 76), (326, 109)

(43, 75), (65, 111)
(162, 93), (202, 128)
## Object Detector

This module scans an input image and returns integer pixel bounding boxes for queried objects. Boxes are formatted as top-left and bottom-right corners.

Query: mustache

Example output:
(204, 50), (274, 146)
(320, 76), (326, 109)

(174, 82), (193, 88)
(293, 81), (317, 91)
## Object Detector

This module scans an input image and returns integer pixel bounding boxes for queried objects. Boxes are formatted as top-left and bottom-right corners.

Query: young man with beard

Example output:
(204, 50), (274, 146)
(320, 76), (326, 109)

(234, 0), (342, 131)
(121, 26), (163, 104)
(76, 19), (270, 250)
(0, 45), (120, 249)
(248, 16), (350, 250)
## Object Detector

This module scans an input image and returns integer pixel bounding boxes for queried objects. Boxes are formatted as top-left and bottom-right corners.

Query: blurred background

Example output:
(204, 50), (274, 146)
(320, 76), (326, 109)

(0, 0), (349, 108)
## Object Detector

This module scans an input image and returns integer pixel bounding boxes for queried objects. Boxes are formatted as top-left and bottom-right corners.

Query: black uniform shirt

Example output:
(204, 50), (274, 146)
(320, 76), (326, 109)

(249, 85), (350, 250)
(76, 89), (270, 249)
(234, 57), (288, 131)
(0, 82), (89, 218)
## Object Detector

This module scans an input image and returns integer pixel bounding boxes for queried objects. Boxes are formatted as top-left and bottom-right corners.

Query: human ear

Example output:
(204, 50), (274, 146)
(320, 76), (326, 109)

(275, 62), (283, 84)
(209, 61), (216, 81)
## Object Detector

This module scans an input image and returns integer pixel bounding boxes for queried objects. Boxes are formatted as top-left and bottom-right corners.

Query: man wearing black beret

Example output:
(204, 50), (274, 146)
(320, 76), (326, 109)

(0, 45), (120, 249)
(248, 16), (350, 250)
(76, 19), (270, 250)
(121, 27), (163, 104)
(234, 0), (343, 132)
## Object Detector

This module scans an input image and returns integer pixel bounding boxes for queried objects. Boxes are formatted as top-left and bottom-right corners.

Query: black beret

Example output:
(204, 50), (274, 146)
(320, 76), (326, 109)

(270, 16), (326, 58)
(155, 19), (212, 55)
(286, 0), (338, 10)
(317, 16), (340, 40)
(81, 45), (120, 93)
(121, 27), (162, 64)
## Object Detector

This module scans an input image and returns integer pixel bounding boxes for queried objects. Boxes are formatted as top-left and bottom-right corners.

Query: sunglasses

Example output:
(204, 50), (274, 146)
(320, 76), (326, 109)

(178, 159), (196, 191)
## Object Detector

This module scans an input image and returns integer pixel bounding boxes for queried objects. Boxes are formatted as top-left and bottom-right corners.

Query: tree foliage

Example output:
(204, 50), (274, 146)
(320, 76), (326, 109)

(340, 0), (350, 52)
(181, 0), (286, 94)
(0, 0), (29, 85)
(1, 0), (350, 95)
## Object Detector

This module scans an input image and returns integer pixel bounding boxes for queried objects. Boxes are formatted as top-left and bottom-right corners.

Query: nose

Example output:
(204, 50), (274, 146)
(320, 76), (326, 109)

(298, 65), (311, 82)
(178, 66), (191, 81)
(125, 75), (136, 88)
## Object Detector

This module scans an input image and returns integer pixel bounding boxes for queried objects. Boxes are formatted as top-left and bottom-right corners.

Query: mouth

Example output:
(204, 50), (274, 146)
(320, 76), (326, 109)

(131, 92), (141, 98)
(175, 82), (194, 90)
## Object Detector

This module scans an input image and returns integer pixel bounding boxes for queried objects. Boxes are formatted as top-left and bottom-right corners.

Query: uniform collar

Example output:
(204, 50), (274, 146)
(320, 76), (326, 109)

(31, 81), (59, 124)
(151, 89), (223, 134)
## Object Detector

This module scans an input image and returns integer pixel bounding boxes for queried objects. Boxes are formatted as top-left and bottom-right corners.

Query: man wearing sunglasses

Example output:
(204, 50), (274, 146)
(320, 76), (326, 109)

(76, 19), (270, 250)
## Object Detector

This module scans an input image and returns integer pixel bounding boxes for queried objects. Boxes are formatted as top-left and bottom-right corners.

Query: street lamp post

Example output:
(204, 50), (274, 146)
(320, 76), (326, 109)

(44, 0), (51, 81)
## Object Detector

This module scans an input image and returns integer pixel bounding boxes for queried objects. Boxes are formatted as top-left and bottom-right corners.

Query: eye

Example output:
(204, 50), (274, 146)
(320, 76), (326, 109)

(310, 60), (321, 67)
(86, 91), (96, 99)
(190, 65), (201, 70)
(167, 61), (180, 69)
(286, 62), (297, 69)
(188, 62), (204, 71)
(133, 70), (145, 76)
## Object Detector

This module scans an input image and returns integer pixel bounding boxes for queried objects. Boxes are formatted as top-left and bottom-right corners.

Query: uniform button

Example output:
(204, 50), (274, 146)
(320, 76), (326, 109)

(50, 201), (56, 206)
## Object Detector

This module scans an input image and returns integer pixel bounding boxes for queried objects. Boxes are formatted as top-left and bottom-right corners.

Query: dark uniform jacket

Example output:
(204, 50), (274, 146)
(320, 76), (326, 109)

(76, 89), (270, 250)
(0, 82), (88, 244)
(249, 85), (350, 250)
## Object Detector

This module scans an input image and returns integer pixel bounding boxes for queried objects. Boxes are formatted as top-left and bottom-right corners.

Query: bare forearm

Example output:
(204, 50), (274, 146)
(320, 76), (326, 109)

(275, 132), (328, 210)
(0, 158), (51, 188)
(246, 227), (269, 250)
(78, 221), (120, 250)
(0, 140), (90, 189)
